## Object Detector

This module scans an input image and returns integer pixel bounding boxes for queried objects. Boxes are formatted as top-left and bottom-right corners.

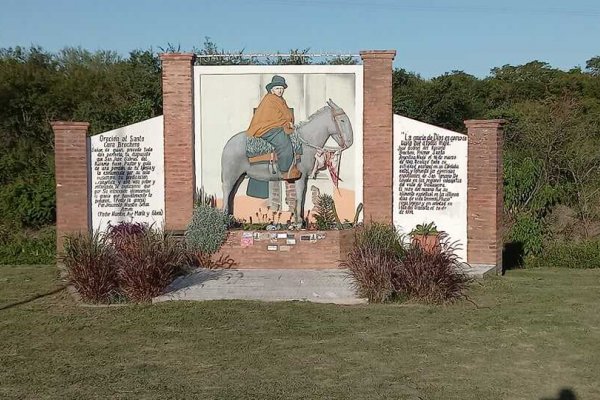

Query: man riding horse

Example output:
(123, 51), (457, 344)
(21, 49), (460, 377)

(246, 75), (302, 182)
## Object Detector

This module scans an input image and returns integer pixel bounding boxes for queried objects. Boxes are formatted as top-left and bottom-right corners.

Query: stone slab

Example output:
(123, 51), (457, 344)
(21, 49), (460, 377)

(154, 268), (367, 305)
(154, 265), (494, 305)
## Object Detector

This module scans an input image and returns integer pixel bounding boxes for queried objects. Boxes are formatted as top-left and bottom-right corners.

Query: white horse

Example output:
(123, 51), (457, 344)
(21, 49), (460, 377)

(221, 99), (354, 223)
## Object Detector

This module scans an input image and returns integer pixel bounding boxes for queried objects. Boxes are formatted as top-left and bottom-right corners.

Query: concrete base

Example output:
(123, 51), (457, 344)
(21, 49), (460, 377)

(154, 269), (366, 305)
(460, 263), (498, 278)
(153, 264), (495, 305)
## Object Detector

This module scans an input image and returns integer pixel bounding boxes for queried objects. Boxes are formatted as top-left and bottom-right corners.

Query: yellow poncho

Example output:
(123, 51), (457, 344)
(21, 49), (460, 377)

(247, 93), (294, 137)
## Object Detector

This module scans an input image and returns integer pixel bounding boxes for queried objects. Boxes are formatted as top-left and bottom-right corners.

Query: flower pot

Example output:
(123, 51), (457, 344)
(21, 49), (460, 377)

(411, 234), (440, 253)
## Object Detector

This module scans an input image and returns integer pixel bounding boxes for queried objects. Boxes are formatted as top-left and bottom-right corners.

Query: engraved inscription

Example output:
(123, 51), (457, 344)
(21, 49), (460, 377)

(397, 132), (466, 215)
(92, 134), (163, 219)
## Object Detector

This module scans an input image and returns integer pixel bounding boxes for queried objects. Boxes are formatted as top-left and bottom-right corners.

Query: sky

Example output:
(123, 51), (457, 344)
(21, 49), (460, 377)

(1, 0), (600, 78)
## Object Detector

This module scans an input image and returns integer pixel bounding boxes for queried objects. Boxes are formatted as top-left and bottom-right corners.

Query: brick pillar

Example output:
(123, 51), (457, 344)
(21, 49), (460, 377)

(160, 53), (195, 231)
(51, 121), (90, 255)
(360, 50), (396, 223)
(464, 119), (506, 272)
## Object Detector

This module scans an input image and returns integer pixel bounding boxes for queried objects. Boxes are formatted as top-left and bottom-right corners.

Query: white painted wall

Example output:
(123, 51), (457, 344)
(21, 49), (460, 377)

(393, 115), (468, 260)
(90, 116), (165, 231)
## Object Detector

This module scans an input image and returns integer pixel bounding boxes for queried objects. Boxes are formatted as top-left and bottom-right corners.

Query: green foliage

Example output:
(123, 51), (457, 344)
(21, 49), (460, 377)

(185, 205), (229, 256)
(526, 240), (600, 269)
(313, 194), (341, 230)
(2, 41), (600, 264)
(0, 45), (162, 236)
(0, 225), (56, 265)
(410, 222), (439, 236)
(0, 174), (55, 228)
(353, 223), (406, 260)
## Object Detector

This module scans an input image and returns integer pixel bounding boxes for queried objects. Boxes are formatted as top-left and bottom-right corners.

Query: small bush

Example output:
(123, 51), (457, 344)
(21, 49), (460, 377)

(106, 221), (148, 253)
(0, 225), (56, 265)
(526, 239), (600, 269)
(343, 224), (469, 304)
(394, 237), (469, 304)
(313, 194), (341, 230)
(342, 247), (397, 303)
(62, 231), (119, 303)
(185, 204), (229, 262)
(354, 223), (406, 259)
(342, 223), (406, 303)
(116, 230), (186, 302)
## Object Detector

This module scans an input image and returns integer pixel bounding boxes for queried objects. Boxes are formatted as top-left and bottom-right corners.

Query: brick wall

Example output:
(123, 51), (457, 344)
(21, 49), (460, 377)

(160, 53), (195, 231)
(360, 50), (396, 223)
(51, 121), (91, 255)
(465, 119), (506, 272)
(215, 230), (355, 269)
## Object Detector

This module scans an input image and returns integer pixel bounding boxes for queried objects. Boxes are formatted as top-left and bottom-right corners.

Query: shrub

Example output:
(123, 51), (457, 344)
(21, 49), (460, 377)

(116, 230), (186, 302)
(62, 231), (119, 303)
(342, 247), (397, 303)
(354, 223), (406, 259)
(313, 194), (341, 230)
(0, 225), (56, 265)
(106, 221), (148, 253)
(0, 175), (56, 229)
(393, 236), (470, 304)
(341, 223), (406, 303)
(526, 239), (600, 269)
(343, 224), (469, 304)
(185, 204), (229, 262)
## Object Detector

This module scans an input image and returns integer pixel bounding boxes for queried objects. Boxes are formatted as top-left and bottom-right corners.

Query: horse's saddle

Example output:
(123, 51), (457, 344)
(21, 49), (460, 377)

(246, 132), (303, 164)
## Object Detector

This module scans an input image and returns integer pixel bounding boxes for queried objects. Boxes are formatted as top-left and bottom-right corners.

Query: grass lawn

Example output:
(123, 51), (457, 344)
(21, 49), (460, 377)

(1, 266), (599, 399)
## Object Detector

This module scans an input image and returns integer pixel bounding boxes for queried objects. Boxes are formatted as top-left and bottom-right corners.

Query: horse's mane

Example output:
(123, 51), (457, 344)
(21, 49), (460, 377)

(294, 105), (331, 129)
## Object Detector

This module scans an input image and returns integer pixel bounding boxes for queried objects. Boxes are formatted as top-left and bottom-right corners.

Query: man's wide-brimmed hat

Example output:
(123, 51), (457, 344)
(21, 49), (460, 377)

(266, 75), (288, 92)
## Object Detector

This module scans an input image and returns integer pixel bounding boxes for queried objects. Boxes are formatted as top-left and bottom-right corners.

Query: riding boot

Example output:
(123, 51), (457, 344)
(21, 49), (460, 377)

(284, 164), (302, 182)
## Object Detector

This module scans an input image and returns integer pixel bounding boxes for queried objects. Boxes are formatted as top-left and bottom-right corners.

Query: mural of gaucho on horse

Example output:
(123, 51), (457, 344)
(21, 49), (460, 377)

(221, 75), (354, 226)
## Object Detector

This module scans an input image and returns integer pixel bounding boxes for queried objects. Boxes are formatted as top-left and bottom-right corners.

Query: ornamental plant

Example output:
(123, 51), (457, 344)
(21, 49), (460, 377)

(410, 222), (439, 236)
(185, 204), (229, 261)
(63, 225), (188, 304)
(343, 224), (469, 304)
(393, 234), (469, 304)
(341, 223), (406, 303)
(116, 229), (186, 302)
(313, 194), (341, 230)
(62, 231), (119, 303)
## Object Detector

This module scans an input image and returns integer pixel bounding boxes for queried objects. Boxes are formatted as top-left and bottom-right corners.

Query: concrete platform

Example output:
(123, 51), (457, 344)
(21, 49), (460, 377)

(153, 265), (496, 305)
(154, 268), (366, 305)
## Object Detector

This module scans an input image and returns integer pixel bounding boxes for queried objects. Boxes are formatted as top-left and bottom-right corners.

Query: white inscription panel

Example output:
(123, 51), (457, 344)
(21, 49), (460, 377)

(90, 116), (164, 231)
(393, 115), (468, 260)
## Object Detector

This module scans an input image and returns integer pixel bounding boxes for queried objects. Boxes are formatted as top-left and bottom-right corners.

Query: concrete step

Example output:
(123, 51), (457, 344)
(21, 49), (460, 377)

(153, 265), (495, 305)
(154, 269), (366, 305)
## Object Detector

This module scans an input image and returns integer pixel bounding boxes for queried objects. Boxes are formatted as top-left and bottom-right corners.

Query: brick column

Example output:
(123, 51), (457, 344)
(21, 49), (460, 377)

(51, 121), (91, 255)
(160, 53), (195, 231)
(464, 119), (506, 272)
(360, 50), (396, 223)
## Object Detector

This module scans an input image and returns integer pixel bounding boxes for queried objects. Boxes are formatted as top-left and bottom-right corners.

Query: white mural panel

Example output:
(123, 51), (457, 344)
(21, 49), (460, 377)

(393, 115), (468, 260)
(193, 65), (363, 222)
(90, 116), (165, 231)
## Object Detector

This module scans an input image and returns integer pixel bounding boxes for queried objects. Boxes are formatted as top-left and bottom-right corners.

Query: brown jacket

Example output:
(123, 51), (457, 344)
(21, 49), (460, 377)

(247, 93), (294, 137)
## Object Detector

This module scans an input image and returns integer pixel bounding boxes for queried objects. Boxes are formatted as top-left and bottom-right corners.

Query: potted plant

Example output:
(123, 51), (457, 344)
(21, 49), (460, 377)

(410, 222), (440, 253)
